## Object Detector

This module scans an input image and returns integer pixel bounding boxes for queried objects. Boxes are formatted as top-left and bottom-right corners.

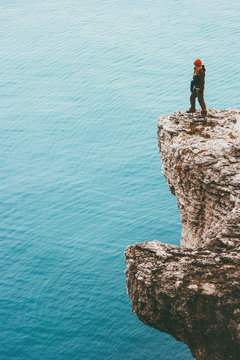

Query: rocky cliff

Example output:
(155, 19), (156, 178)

(125, 109), (240, 360)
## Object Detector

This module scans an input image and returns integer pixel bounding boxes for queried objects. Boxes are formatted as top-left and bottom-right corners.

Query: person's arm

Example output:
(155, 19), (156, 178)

(190, 79), (195, 92)
(195, 70), (205, 95)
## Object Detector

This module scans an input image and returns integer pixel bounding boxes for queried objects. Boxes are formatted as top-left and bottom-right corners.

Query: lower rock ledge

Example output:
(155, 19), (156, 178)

(125, 240), (240, 360)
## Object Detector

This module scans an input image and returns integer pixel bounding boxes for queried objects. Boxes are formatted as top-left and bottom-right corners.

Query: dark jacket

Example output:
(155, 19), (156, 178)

(190, 65), (206, 92)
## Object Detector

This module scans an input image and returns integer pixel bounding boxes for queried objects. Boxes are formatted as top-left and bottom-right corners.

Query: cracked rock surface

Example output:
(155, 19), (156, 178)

(125, 109), (240, 360)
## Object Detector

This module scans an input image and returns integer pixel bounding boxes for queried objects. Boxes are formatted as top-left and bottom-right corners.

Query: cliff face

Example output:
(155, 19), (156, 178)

(125, 109), (240, 360)
(157, 109), (240, 249)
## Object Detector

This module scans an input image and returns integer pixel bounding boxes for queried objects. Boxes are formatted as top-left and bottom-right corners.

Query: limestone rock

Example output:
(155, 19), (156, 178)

(125, 109), (240, 360)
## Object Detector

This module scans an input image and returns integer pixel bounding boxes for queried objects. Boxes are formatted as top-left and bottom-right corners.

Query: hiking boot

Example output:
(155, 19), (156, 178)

(186, 108), (196, 113)
(199, 111), (207, 118)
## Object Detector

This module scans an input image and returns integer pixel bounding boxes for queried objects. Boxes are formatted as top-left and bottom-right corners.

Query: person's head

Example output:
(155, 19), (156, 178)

(193, 59), (202, 75)
(194, 59), (202, 68)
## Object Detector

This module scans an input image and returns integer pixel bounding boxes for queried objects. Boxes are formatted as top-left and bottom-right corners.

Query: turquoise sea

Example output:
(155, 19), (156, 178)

(0, 1), (239, 359)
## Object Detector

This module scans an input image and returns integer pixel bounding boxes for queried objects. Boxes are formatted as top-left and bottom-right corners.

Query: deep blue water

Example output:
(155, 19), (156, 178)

(0, 1), (239, 359)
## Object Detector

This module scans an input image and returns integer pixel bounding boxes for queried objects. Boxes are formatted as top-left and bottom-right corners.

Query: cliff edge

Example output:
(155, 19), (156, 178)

(125, 109), (240, 360)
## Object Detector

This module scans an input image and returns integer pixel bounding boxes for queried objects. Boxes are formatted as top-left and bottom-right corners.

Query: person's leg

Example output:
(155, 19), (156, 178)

(197, 90), (207, 114)
(187, 90), (196, 112)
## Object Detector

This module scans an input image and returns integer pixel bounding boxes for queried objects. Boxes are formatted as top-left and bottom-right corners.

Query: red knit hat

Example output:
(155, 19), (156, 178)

(194, 59), (202, 67)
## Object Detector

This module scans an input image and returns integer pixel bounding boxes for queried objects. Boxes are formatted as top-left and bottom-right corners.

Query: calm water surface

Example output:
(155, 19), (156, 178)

(0, 1), (239, 359)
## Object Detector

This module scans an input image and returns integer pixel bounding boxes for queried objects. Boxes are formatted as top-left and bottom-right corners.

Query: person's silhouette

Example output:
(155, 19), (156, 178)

(187, 59), (207, 118)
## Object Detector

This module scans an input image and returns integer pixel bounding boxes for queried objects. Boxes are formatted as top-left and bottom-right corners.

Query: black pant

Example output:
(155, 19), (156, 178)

(190, 89), (207, 112)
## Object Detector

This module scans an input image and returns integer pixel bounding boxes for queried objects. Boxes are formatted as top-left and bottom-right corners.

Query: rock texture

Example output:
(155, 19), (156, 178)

(125, 109), (240, 360)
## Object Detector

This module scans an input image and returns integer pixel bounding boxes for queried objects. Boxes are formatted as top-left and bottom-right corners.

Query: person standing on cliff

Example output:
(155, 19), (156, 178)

(187, 59), (207, 117)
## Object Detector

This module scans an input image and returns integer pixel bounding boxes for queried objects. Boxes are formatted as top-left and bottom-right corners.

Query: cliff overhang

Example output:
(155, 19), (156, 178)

(125, 109), (240, 360)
